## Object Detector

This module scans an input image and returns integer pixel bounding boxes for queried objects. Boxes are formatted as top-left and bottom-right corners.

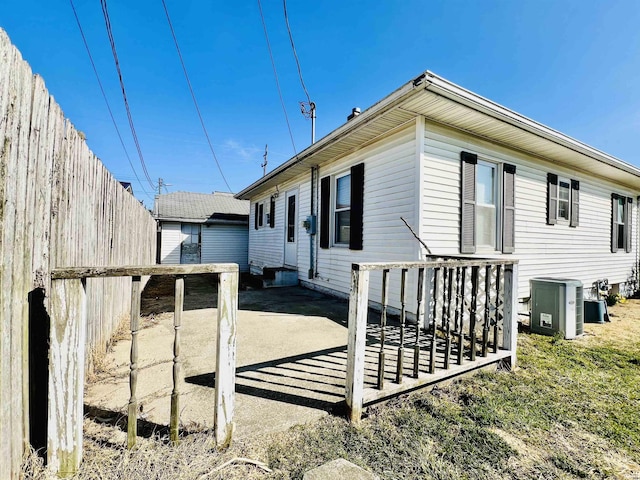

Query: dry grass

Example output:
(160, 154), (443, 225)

(23, 299), (640, 479)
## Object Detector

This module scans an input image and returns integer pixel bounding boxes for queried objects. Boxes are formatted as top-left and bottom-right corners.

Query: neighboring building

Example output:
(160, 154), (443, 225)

(154, 191), (250, 271)
(236, 70), (640, 305)
(119, 181), (133, 194)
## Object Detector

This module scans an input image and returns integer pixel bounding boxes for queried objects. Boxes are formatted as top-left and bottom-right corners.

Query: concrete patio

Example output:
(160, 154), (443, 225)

(85, 274), (511, 442)
(86, 280), (354, 440)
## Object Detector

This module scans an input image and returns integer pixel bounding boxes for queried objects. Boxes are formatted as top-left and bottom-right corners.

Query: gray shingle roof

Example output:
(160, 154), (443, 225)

(155, 191), (249, 222)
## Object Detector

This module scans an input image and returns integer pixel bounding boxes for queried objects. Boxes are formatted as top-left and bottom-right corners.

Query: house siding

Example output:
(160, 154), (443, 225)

(422, 120), (639, 299)
(160, 221), (182, 264)
(201, 224), (249, 272)
(247, 124), (419, 306)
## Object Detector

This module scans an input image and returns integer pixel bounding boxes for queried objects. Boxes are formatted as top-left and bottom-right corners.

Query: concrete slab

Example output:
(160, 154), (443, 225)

(86, 280), (352, 440)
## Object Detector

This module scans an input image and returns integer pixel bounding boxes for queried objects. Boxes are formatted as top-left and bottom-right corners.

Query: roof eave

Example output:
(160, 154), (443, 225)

(235, 74), (425, 200)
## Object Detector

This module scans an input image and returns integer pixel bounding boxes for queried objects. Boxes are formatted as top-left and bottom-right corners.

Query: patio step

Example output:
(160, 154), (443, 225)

(262, 267), (298, 288)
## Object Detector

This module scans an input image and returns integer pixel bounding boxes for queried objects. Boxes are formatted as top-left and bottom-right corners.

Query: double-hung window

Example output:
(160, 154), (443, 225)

(320, 163), (364, 250)
(254, 197), (276, 229)
(475, 162), (498, 249)
(334, 173), (351, 244)
(460, 151), (515, 254)
(611, 193), (632, 253)
(547, 173), (579, 226)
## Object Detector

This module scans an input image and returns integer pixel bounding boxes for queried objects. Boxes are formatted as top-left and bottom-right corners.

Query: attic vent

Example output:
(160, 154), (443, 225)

(347, 107), (361, 121)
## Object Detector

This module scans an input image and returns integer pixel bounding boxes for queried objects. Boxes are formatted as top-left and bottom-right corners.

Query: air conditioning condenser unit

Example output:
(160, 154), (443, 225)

(530, 278), (584, 340)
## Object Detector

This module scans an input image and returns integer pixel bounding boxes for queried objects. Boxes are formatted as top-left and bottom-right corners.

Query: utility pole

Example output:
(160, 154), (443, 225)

(157, 178), (172, 195)
(261, 145), (268, 177)
(300, 101), (316, 144)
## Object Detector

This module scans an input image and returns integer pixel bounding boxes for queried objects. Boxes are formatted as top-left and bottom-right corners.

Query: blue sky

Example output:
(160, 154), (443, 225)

(2, 1), (639, 206)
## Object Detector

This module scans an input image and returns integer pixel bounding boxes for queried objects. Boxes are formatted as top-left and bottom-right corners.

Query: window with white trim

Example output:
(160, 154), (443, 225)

(334, 172), (351, 245)
(460, 151), (516, 254)
(611, 194), (632, 253)
(557, 178), (571, 222)
(476, 161), (498, 249)
(547, 173), (579, 227)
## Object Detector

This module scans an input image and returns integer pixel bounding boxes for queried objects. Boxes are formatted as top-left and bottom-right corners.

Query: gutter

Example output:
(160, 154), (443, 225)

(235, 74), (425, 199)
(422, 71), (640, 179)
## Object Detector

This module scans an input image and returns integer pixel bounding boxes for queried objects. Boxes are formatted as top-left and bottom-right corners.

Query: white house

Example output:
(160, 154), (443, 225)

(235, 71), (640, 305)
(155, 191), (250, 271)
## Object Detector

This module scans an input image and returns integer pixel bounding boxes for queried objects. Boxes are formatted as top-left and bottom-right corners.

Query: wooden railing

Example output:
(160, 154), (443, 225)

(47, 264), (239, 477)
(346, 258), (518, 422)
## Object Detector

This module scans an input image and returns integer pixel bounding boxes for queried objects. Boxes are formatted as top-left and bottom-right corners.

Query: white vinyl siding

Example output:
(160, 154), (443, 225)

(422, 120), (639, 299)
(247, 123), (418, 306)
(201, 224), (249, 272)
(160, 222), (182, 264)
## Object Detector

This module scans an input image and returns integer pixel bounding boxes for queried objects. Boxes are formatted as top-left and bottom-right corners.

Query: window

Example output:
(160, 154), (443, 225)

(476, 162), (497, 249)
(460, 151), (515, 254)
(320, 163), (364, 250)
(558, 179), (570, 221)
(254, 197), (276, 230)
(611, 194), (632, 253)
(258, 203), (264, 227)
(547, 174), (579, 226)
(335, 173), (351, 244)
(181, 224), (200, 246)
(287, 194), (296, 242)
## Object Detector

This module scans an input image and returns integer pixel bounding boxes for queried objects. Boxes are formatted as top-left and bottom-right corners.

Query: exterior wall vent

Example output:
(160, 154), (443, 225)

(530, 278), (584, 339)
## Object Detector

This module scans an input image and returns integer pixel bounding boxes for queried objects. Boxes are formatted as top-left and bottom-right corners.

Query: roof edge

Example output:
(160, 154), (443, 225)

(423, 71), (640, 178)
(235, 73), (425, 199)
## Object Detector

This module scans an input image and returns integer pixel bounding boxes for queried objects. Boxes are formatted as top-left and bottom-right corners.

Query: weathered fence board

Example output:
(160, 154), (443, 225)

(214, 271), (239, 447)
(47, 279), (87, 477)
(0, 28), (156, 479)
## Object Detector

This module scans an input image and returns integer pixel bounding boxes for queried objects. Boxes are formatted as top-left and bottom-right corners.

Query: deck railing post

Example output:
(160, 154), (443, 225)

(346, 264), (369, 423)
(127, 276), (141, 449)
(47, 278), (87, 477)
(502, 263), (519, 369)
(214, 270), (238, 448)
(170, 275), (185, 443)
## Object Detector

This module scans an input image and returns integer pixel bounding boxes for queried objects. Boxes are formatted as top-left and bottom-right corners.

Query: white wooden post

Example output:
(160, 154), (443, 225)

(47, 278), (87, 477)
(502, 263), (519, 369)
(214, 270), (238, 448)
(345, 264), (370, 423)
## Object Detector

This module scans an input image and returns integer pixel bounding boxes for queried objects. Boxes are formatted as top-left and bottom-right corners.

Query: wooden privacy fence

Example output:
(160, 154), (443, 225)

(0, 28), (156, 479)
(48, 264), (239, 477)
(346, 258), (519, 422)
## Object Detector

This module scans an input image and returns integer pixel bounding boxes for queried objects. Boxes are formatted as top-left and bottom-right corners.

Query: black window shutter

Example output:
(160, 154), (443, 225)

(547, 173), (558, 225)
(350, 163), (365, 250)
(254, 203), (259, 230)
(570, 180), (579, 227)
(626, 197), (633, 253)
(502, 164), (516, 253)
(460, 151), (477, 254)
(611, 193), (619, 253)
(320, 176), (330, 249)
(269, 197), (275, 228)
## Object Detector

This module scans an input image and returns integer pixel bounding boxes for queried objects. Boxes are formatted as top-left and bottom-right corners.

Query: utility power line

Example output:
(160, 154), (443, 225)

(161, 0), (232, 193)
(99, 0), (156, 191)
(282, 0), (316, 143)
(257, 0), (298, 155)
(69, 0), (153, 202)
(283, 0), (311, 105)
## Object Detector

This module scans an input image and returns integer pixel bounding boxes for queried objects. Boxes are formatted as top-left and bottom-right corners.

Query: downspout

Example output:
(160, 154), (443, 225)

(309, 166), (317, 278)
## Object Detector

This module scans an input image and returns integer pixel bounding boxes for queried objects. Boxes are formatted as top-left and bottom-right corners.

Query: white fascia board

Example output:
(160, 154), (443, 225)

(235, 74), (425, 200)
(423, 71), (640, 179)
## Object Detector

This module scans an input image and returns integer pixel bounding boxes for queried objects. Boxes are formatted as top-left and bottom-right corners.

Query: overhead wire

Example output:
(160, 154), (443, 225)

(283, 0), (311, 105)
(99, 0), (156, 190)
(68, 0), (153, 202)
(160, 0), (232, 192)
(257, 0), (298, 155)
